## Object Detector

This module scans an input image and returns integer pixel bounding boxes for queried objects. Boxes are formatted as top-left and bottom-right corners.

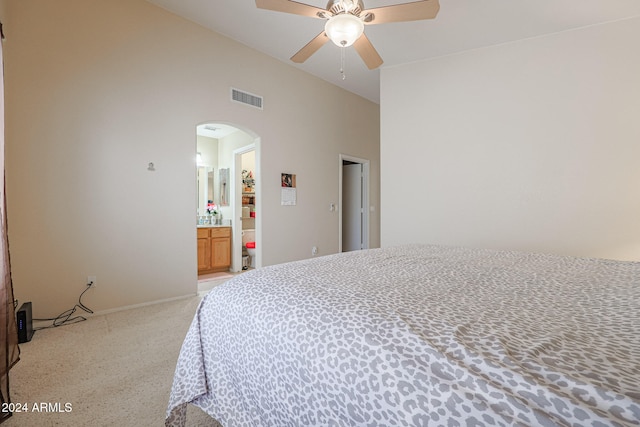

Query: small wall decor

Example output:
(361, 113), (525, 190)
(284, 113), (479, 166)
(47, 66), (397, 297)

(281, 173), (295, 188)
(281, 173), (297, 206)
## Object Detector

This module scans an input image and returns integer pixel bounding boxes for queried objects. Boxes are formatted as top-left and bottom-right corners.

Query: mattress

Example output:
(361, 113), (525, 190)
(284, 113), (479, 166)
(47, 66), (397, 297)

(166, 244), (640, 426)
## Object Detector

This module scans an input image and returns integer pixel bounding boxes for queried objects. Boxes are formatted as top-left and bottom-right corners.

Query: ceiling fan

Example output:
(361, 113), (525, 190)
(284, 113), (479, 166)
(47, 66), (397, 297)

(255, 0), (440, 70)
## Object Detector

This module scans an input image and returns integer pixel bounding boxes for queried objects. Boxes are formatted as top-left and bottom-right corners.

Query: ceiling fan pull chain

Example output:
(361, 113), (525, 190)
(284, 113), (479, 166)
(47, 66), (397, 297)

(340, 45), (346, 80)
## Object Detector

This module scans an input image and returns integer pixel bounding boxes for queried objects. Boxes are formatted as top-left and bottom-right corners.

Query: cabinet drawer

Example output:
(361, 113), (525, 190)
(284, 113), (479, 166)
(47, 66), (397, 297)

(210, 227), (231, 238)
(197, 228), (210, 239)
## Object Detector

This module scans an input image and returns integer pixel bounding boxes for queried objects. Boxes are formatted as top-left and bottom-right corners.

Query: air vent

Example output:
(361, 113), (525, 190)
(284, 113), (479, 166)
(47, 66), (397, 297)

(231, 88), (263, 110)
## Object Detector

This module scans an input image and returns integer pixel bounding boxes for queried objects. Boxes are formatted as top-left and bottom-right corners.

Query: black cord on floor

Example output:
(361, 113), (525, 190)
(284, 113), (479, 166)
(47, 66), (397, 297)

(33, 285), (94, 330)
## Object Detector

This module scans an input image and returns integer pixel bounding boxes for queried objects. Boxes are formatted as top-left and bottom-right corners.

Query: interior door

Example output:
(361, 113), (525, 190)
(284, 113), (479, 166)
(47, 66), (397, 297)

(342, 162), (363, 252)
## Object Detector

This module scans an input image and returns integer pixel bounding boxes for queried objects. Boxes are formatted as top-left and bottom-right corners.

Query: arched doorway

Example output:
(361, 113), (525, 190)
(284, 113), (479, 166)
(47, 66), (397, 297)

(196, 122), (261, 280)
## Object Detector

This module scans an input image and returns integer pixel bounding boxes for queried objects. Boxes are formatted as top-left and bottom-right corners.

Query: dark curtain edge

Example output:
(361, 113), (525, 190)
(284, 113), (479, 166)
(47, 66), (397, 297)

(0, 20), (22, 424)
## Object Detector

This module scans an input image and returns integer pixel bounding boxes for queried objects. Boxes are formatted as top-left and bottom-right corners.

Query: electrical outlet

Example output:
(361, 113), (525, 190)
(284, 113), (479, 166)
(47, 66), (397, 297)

(87, 276), (97, 287)
(312, 246), (318, 256)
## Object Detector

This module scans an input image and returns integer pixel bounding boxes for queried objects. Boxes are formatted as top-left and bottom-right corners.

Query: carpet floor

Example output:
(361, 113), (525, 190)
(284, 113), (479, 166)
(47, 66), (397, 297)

(4, 286), (229, 426)
(197, 272), (234, 283)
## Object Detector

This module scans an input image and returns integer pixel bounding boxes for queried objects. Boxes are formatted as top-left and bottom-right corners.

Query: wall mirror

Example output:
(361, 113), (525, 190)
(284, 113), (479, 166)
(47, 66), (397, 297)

(219, 168), (230, 206)
(197, 166), (214, 215)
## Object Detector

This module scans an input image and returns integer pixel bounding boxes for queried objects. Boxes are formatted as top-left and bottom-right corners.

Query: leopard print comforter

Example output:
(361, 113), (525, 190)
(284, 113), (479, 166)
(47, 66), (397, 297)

(166, 244), (640, 426)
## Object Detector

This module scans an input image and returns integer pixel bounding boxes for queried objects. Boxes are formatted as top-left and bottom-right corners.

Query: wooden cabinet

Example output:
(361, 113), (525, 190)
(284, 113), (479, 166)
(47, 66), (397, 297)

(197, 227), (231, 274)
(197, 231), (212, 271)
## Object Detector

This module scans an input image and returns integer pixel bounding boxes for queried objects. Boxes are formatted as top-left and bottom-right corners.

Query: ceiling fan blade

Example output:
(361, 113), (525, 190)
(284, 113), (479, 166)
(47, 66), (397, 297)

(353, 33), (383, 70)
(291, 31), (330, 63)
(363, 0), (440, 25)
(255, 0), (327, 19)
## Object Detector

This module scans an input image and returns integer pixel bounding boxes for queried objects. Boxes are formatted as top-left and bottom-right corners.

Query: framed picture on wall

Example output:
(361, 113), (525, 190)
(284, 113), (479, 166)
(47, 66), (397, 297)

(281, 173), (295, 188)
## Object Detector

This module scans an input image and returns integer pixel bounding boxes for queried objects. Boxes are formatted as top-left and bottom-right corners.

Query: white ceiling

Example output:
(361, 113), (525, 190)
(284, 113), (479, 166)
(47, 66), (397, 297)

(196, 123), (240, 139)
(147, 0), (640, 103)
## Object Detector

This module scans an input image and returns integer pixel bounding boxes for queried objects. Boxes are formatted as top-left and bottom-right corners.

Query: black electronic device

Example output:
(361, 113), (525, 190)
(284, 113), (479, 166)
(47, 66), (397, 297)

(16, 302), (34, 343)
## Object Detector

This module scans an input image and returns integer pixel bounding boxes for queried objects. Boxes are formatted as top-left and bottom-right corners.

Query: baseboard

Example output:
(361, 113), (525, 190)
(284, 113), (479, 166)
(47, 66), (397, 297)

(89, 293), (200, 317)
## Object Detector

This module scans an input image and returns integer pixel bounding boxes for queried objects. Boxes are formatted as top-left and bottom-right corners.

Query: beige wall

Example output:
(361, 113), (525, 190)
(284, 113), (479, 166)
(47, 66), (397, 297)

(1, 0), (380, 317)
(381, 17), (640, 261)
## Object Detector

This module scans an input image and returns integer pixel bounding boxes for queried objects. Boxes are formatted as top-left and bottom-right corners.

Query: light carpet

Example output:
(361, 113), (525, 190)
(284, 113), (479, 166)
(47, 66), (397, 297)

(4, 290), (228, 426)
(198, 272), (234, 283)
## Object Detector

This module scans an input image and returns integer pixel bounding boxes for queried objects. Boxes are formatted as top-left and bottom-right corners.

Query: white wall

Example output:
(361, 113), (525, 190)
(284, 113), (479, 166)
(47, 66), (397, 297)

(1, 0), (380, 317)
(381, 17), (640, 261)
(197, 135), (219, 170)
(241, 152), (256, 180)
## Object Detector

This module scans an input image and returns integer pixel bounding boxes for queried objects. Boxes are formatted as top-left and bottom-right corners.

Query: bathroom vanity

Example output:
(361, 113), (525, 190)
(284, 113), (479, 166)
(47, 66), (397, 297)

(197, 226), (231, 274)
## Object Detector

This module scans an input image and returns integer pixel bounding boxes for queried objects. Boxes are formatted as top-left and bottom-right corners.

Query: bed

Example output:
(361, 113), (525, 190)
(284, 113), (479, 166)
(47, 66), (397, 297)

(166, 244), (640, 426)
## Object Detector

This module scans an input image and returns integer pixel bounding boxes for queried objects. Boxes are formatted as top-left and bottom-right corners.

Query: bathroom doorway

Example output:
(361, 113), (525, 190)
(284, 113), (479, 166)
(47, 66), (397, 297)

(339, 154), (370, 252)
(196, 123), (261, 282)
(234, 145), (258, 271)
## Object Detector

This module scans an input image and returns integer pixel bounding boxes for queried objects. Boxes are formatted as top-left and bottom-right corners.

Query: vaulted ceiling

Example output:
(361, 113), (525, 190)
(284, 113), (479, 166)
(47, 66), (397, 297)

(147, 0), (640, 103)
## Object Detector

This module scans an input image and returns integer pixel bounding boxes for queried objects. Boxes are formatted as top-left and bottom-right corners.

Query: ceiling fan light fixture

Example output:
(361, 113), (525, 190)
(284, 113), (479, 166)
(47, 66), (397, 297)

(324, 13), (364, 47)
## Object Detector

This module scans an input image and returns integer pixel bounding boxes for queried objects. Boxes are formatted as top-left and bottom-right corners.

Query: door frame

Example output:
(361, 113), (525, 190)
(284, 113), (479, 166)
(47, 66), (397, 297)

(233, 143), (260, 271)
(338, 154), (370, 252)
